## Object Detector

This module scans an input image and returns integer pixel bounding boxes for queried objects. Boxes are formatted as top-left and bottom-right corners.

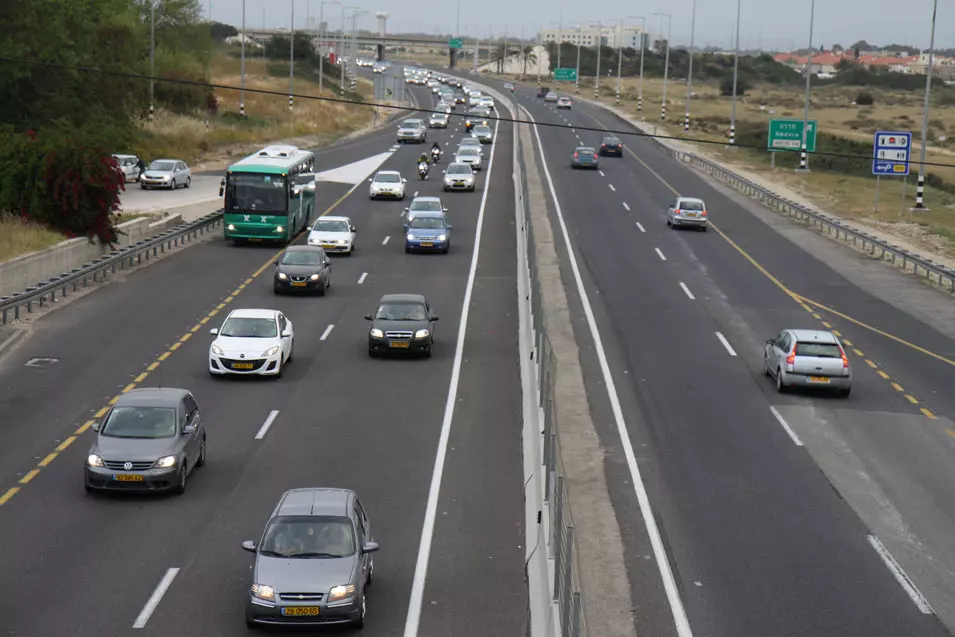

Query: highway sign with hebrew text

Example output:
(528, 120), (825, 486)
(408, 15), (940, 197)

(767, 118), (817, 153)
(553, 68), (578, 81)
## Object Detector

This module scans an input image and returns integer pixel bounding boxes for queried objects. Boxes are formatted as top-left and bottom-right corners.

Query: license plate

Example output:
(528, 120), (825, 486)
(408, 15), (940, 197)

(685, 213), (698, 218)
(420, 242), (433, 247)
(281, 607), (320, 616)
(232, 362), (254, 369)
(290, 281), (307, 287)
(389, 341), (410, 348)
(808, 376), (830, 383)
(113, 474), (144, 482)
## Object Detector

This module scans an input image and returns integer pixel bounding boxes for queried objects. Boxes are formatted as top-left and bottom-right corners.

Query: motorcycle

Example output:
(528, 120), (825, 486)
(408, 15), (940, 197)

(418, 161), (429, 180)
(430, 148), (441, 164)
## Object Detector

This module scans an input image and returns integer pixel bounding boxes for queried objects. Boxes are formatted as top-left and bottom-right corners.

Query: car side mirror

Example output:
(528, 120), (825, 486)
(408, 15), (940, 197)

(442, 207), (448, 212)
(431, 316), (440, 321)
(91, 420), (101, 432)
(351, 225), (356, 232)
(365, 314), (373, 321)
(402, 223), (409, 231)
(368, 178), (373, 182)
(209, 328), (219, 335)
(281, 329), (292, 338)
(446, 225), (453, 230)
(182, 424), (197, 435)
(403, 207), (409, 212)
(402, 178), (407, 183)
(218, 185), (225, 197)
(362, 541), (380, 554)
(241, 540), (257, 553)
(274, 260), (279, 266)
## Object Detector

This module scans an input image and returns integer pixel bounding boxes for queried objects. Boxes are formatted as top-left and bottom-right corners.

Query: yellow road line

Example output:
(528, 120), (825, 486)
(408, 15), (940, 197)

(812, 313), (822, 320)
(244, 278), (253, 285)
(134, 372), (149, 383)
(158, 352), (171, 361)
(891, 382), (904, 392)
(945, 427), (954, 437)
(121, 383), (137, 393)
(19, 469), (40, 485)
(75, 420), (95, 435)
(147, 361), (160, 371)
(55, 436), (76, 452)
(905, 394), (919, 404)
(223, 295), (234, 303)
(216, 302), (226, 310)
(169, 342), (181, 351)
(832, 330), (842, 337)
(922, 409), (937, 420)
(95, 406), (109, 418)
(199, 317), (210, 325)
(190, 324), (202, 333)
(865, 359), (878, 368)
(853, 348), (864, 356)
(0, 487), (20, 506)
(108, 396), (120, 405)
(822, 321), (833, 328)
(876, 370), (890, 379)
(231, 289), (242, 296)
(179, 333), (192, 343)
(842, 339), (853, 347)
(38, 452), (58, 467)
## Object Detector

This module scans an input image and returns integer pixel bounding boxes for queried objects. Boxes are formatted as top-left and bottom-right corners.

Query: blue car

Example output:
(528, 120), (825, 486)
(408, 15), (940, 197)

(404, 211), (452, 253)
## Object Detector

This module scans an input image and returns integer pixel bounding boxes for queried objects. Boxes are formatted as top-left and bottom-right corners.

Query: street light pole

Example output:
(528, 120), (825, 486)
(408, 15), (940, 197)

(289, 0), (295, 111)
(797, 0), (816, 171)
(319, 2), (340, 94)
(240, 0), (246, 117)
(913, 0), (938, 210)
(594, 22), (602, 99)
(684, 0), (697, 131)
(729, 0), (741, 145)
(557, 4), (563, 72)
(149, 0), (155, 120)
(628, 16), (646, 112)
(575, 24), (581, 94)
(654, 13), (672, 121)
(615, 20), (623, 105)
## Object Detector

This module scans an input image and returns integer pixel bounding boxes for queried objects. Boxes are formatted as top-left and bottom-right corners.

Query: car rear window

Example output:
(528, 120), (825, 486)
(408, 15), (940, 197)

(679, 201), (704, 211)
(795, 342), (842, 357)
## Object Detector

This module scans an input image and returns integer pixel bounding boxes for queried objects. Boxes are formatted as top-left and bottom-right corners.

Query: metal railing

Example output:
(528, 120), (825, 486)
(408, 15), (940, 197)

(515, 93), (588, 637)
(1, 211), (224, 325)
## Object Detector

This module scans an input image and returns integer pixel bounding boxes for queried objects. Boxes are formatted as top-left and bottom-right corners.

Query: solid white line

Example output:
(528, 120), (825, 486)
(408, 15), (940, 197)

(622, 202), (631, 211)
(599, 170), (606, 177)
(358, 272), (368, 284)
(255, 410), (280, 440)
(679, 282), (695, 300)
(382, 235), (390, 245)
(608, 184), (616, 192)
(320, 324), (335, 341)
(715, 331), (737, 356)
(655, 247), (667, 261)
(403, 114), (502, 637)
(769, 406), (803, 447)
(132, 567), (179, 628)
(867, 535), (934, 614)
(636, 222), (646, 232)
(524, 106), (693, 637)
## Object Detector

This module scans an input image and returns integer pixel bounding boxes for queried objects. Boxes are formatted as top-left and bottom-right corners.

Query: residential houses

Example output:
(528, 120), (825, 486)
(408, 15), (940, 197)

(773, 49), (955, 77)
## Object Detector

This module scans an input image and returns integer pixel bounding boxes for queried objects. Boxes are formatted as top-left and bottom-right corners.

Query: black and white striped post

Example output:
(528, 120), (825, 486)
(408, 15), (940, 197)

(728, 124), (735, 145)
(661, 103), (666, 121)
(727, 0), (740, 148)
(684, 113), (690, 132)
(912, 0), (938, 211)
(637, 96), (642, 111)
(683, 0), (697, 133)
(653, 12), (672, 123)
(795, 0), (815, 172)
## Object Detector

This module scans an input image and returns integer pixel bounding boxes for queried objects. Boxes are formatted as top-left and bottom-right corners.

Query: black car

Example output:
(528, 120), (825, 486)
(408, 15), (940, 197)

(599, 136), (624, 157)
(366, 294), (439, 357)
(537, 86), (551, 98)
(273, 245), (332, 295)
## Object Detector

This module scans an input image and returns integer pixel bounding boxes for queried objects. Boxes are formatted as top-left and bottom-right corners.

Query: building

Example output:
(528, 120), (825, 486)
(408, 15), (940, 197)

(773, 49), (953, 76)
(541, 24), (646, 49)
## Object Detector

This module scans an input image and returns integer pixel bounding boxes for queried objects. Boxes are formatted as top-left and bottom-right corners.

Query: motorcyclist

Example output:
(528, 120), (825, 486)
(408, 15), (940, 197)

(418, 152), (430, 166)
(417, 153), (430, 179)
(430, 142), (442, 162)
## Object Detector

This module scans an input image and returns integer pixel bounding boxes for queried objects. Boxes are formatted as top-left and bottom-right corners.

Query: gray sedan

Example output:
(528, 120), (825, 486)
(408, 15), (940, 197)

(764, 329), (852, 396)
(140, 159), (191, 190)
(85, 387), (206, 494)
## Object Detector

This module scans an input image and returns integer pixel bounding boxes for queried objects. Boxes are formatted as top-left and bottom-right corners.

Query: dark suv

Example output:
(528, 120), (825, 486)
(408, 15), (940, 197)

(537, 86), (551, 98)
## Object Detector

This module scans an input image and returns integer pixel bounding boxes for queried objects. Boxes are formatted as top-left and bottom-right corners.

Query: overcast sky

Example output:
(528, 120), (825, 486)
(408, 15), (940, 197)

(208, 0), (951, 51)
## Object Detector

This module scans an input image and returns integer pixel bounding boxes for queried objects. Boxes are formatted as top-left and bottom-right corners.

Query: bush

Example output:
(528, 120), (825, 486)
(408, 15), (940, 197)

(720, 75), (751, 96)
(855, 91), (874, 105)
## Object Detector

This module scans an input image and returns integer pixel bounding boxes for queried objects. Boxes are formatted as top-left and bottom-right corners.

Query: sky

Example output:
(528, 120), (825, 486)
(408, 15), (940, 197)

(207, 0), (951, 52)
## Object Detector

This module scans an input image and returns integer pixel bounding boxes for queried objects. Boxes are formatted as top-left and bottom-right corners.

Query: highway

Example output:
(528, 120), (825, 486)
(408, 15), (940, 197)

(0, 83), (527, 636)
(477, 78), (955, 636)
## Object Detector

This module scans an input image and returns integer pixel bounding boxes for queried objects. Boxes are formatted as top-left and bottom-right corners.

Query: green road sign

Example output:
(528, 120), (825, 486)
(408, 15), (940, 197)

(449, 38), (462, 49)
(553, 67), (577, 81)
(767, 118), (818, 153)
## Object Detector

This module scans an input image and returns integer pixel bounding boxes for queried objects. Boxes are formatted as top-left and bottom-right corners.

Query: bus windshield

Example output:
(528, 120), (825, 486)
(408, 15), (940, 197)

(227, 173), (288, 213)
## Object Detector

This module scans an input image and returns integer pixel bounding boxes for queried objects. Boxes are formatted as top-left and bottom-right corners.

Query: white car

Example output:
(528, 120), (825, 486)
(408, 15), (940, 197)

(308, 216), (356, 254)
(454, 146), (483, 171)
(478, 96), (495, 110)
(457, 137), (483, 153)
(429, 113), (449, 128)
(404, 196), (447, 224)
(369, 170), (407, 199)
(208, 309), (294, 378)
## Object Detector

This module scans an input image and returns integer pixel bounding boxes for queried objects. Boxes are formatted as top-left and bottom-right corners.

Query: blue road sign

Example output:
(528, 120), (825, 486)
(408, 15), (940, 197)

(872, 130), (912, 176)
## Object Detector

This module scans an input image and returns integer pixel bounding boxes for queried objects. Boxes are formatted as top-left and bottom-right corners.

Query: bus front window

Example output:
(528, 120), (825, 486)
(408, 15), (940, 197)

(227, 174), (288, 213)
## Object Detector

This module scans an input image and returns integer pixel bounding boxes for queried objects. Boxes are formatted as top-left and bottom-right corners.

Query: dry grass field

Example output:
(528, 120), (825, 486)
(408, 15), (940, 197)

(0, 215), (66, 263)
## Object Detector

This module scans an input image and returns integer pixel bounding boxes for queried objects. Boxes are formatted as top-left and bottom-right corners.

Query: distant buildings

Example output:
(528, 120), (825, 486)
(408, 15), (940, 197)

(540, 24), (647, 50)
(772, 49), (954, 76)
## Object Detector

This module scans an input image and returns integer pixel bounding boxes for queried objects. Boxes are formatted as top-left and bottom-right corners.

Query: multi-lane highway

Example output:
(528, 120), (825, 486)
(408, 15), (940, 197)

(0, 83), (528, 635)
(473, 77), (955, 636)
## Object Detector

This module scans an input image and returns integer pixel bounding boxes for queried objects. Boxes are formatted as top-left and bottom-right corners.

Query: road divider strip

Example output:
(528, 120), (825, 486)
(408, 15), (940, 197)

(867, 535), (934, 615)
(715, 332), (738, 357)
(132, 567), (180, 628)
(255, 410), (280, 440)
(769, 406), (804, 447)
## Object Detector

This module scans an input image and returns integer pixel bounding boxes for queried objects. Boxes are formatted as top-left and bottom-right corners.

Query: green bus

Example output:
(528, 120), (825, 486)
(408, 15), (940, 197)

(220, 145), (316, 244)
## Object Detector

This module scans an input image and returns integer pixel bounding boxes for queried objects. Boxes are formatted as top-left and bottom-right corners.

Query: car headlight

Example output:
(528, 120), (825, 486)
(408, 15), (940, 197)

(370, 328), (384, 338)
(277, 272), (288, 280)
(154, 455), (176, 469)
(87, 454), (104, 468)
(211, 343), (224, 356)
(437, 234), (447, 241)
(275, 226), (284, 233)
(337, 239), (347, 244)
(327, 584), (356, 603)
(227, 224), (236, 231)
(251, 584), (275, 602)
(415, 329), (430, 339)
(262, 345), (280, 357)
(466, 177), (474, 184)
(310, 273), (320, 281)
(407, 233), (415, 240)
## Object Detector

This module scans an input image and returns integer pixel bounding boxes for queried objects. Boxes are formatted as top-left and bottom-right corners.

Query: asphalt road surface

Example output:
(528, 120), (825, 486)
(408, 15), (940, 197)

(0, 83), (527, 636)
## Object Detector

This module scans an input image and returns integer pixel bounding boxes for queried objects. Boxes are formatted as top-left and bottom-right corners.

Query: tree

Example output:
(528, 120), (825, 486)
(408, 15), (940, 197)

(835, 58), (856, 72)
(521, 46), (537, 77)
(720, 75), (751, 96)
(209, 21), (238, 40)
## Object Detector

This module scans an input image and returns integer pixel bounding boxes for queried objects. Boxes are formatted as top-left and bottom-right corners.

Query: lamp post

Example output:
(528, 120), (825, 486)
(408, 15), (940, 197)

(289, 0), (295, 110)
(556, 4), (563, 73)
(340, 5), (360, 95)
(240, 0), (246, 117)
(319, 1), (340, 93)
(728, 0), (741, 145)
(653, 13), (671, 121)
(913, 0), (938, 210)
(594, 21), (603, 99)
(149, 0), (156, 120)
(627, 16), (646, 112)
(615, 20), (623, 105)
(683, 0), (697, 131)
(575, 23), (582, 94)
(797, 0), (815, 171)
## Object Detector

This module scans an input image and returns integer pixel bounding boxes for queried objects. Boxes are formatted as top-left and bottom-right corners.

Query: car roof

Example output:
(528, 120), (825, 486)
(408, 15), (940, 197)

(284, 245), (325, 253)
(411, 196), (442, 203)
(677, 197), (705, 205)
(228, 308), (279, 319)
(318, 215), (351, 223)
(150, 159), (181, 164)
(379, 293), (427, 305)
(376, 170), (400, 176)
(114, 387), (189, 409)
(577, 146), (596, 151)
(447, 162), (473, 169)
(788, 329), (839, 343)
(410, 211), (447, 220)
(275, 488), (353, 517)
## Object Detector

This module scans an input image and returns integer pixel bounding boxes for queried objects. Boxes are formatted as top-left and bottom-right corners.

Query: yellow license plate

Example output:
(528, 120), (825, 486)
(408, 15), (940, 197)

(290, 281), (307, 287)
(420, 242), (433, 247)
(113, 474), (144, 482)
(232, 362), (254, 369)
(808, 376), (830, 383)
(323, 243), (336, 247)
(281, 607), (320, 616)
(389, 341), (410, 348)
(685, 213), (698, 217)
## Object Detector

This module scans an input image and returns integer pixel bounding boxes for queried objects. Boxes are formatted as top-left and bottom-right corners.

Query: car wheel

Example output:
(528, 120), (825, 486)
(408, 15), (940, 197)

(352, 594), (366, 628)
(287, 340), (294, 363)
(316, 281), (326, 297)
(701, 226), (708, 232)
(666, 218), (671, 226)
(170, 178), (177, 190)
(245, 615), (259, 630)
(196, 436), (207, 467)
(775, 369), (786, 393)
(85, 483), (95, 495)
(763, 355), (771, 377)
(405, 246), (411, 254)
(444, 186), (449, 192)
(173, 465), (187, 495)
(368, 345), (377, 358)
(837, 387), (851, 398)
(423, 347), (432, 358)
(185, 177), (191, 188)
(140, 183), (147, 190)
(275, 358), (284, 378)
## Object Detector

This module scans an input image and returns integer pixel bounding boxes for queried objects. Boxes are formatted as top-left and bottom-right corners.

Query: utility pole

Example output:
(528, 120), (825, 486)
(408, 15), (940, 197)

(913, 0), (938, 210)
(728, 0), (741, 145)
(289, 0), (295, 111)
(149, 0), (155, 120)
(797, 0), (816, 171)
(684, 0), (697, 131)
(240, 0), (246, 117)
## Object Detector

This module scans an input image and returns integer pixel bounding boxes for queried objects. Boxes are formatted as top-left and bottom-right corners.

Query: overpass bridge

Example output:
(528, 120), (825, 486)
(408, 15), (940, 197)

(242, 29), (507, 53)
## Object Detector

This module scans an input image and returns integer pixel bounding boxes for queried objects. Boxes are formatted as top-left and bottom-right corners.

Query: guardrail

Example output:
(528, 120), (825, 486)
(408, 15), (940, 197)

(1, 211), (224, 325)
(516, 95), (589, 637)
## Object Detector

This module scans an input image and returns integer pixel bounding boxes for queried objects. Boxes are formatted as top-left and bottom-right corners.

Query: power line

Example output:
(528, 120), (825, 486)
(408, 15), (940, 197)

(2, 55), (954, 170)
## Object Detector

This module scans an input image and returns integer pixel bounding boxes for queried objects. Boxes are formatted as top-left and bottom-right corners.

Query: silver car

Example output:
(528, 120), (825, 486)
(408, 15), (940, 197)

(471, 125), (494, 144)
(667, 197), (709, 231)
(243, 488), (378, 628)
(429, 113), (449, 128)
(764, 329), (852, 396)
(84, 387), (206, 494)
(443, 162), (476, 192)
(140, 159), (191, 190)
(397, 119), (427, 143)
(457, 137), (483, 153)
(544, 91), (559, 102)
(454, 146), (483, 171)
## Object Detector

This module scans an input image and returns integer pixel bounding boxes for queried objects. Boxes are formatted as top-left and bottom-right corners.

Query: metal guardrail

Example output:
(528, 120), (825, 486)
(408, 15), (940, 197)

(515, 94), (588, 637)
(1, 211), (224, 325)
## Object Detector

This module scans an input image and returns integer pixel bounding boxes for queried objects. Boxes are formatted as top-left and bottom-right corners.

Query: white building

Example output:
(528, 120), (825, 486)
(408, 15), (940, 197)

(541, 24), (646, 49)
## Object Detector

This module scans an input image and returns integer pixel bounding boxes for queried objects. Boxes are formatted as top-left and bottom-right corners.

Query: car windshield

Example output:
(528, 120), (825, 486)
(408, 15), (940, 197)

(101, 406), (178, 439)
(220, 317), (277, 338)
(458, 148), (479, 156)
(447, 165), (471, 174)
(313, 220), (349, 233)
(376, 302), (428, 320)
(460, 138), (480, 145)
(795, 342), (842, 358)
(226, 173), (287, 213)
(259, 516), (357, 558)
(679, 201), (704, 211)
(410, 217), (446, 229)
(148, 161), (175, 171)
(474, 127), (491, 134)
(375, 173), (401, 183)
(410, 200), (442, 211)
(281, 250), (323, 265)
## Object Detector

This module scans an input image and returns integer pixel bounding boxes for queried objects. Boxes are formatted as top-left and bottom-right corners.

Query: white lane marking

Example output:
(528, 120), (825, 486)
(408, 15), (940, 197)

(608, 184), (616, 192)
(414, 190), (419, 197)
(572, 128), (576, 133)
(132, 568), (180, 628)
(679, 282), (695, 300)
(623, 202), (631, 211)
(636, 222), (646, 232)
(382, 236), (390, 246)
(255, 410), (280, 440)
(867, 535), (934, 614)
(714, 331), (737, 357)
(358, 272), (368, 284)
(320, 324), (335, 341)
(769, 406), (803, 447)
(655, 247), (667, 261)
(403, 116), (502, 637)
(599, 170), (606, 177)
(523, 106), (693, 637)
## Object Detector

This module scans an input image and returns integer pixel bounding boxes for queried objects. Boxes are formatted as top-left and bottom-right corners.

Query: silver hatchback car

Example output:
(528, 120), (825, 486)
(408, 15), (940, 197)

(764, 329), (852, 396)
(667, 197), (708, 231)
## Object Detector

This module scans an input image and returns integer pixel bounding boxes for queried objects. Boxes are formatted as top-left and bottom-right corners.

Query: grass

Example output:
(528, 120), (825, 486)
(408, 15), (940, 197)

(0, 215), (66, 263)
